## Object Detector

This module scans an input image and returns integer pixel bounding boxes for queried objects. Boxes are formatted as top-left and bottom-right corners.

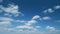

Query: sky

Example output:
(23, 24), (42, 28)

(0, 0), (60, 34)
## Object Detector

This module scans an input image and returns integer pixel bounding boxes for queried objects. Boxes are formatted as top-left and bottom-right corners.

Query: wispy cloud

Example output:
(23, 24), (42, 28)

(55, 20), (60, 23)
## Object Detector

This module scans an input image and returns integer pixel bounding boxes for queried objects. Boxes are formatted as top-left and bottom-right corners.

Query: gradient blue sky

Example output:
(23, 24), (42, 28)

(0, 0), (60, 34)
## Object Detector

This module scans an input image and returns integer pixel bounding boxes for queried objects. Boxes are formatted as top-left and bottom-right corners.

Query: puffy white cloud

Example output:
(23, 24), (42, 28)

(0, 17), (14, 27)
(25, 15), (40, 26)
(25, 20), (36, 26)
(46, 26), (56, 31)
(3, 4), (19, 14)
(54, 5), (60, 9)
(43, 8), (54, 13)
(48, 8), (54, 13)
(15, 15), (40, 32)
(43, 5), (60, 14)
(0, 4), (24, 17)
(16, 25), (40, 32)
(32, 15), (40, 20)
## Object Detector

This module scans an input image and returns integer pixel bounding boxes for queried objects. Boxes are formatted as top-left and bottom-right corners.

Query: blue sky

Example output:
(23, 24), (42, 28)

(0, 0), (60, 34)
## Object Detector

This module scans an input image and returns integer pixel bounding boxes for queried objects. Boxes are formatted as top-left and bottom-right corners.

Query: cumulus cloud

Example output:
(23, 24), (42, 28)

(42, 16), (51, 20)
(32, 15), (40, 20)
(25, 20), (36, 26)
(16, 26), (40, 32)
(0, 4), (24, 17)
(0, 17), (14, 25)
(0, 17), (14, 28)
(54, 5), (60, 9)
(0, 15), (40, 32)
(43, 5), (60, 14)
(43, 8), (54, 13)
(15, 15), (40, 32)
(46, 26), (56, 31)
(0, 17), (14, 21)
(24, 15), (40, 26)
(39, 16), (51, 21)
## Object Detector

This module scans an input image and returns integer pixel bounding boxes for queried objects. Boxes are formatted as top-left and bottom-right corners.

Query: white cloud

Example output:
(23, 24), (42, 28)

(25, 20), (36, 26)
(48, 8), (54, 13)
(0, 4), (24, 17)
(43, 5), (60, 14)
(15, 15), (40, 32)
(16, 25), (40, 32)
(16, 26), (28, 28)
(46, 26), (56, 31)
(42, 16), (51, 20)
(3, 4), (19, 13)
(25, 15), (40, 26)
(0, 17), (14, 27)
(0, 21), (11, 25)
(0, 17), (14, 21)
(54, 5), (60, 9)
(0, 29), (60, 34)
(15, 20), (26, 23)
(43, 8), (54, 13)
(32, 15), (40, 20)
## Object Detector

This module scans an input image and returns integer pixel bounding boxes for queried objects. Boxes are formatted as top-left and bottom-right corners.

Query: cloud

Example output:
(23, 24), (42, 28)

(0, 29), (60, 34)
(43, 5), (60, 14)
(25, 15), (40, 26)
(0, 4), (24, 17)
(42, 16), (51, 20)
(0, 0), (3, 2)
(54, 5), (60, 9)
(0, 15), (40, 32)
(15, 15), (40, 32)
(15, 20), (27, 23)
(0, 21), (11, 25)
(46, 26), (56, 31)
(43, 8), (54, 13)
(0, 17), (14, 27)
(0, 17), (13, 25)
(55, 20), (60, 23)
(32, 15), (40, 20)
(25, 20), (36, 26)
(0, 17), (14, 21)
